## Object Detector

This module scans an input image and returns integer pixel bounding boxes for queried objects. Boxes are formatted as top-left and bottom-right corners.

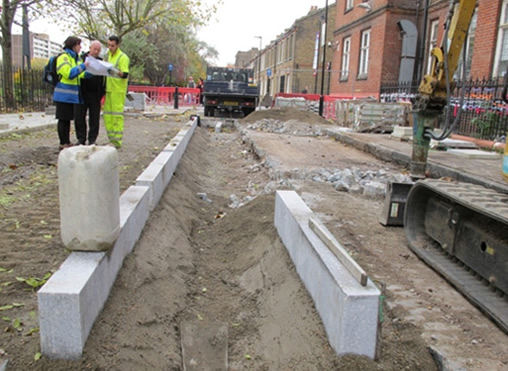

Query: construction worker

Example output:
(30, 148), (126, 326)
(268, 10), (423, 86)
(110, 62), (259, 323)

(53, 36), (88, 150)
(75, 40), (105, 145)
(104, 35), (130, 148)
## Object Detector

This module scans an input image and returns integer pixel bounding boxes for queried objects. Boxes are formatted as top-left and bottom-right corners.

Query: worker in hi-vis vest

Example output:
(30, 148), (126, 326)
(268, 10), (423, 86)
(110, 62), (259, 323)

(104, 35), (130, 148)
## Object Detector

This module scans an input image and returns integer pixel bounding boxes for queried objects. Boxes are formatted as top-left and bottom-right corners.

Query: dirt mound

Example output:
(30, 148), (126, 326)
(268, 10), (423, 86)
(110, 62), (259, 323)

(241, 106), (330, 125)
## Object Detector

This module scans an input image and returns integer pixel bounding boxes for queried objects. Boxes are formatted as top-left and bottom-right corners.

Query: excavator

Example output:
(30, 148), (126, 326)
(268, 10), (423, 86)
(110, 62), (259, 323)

(403, 0), (508, 333)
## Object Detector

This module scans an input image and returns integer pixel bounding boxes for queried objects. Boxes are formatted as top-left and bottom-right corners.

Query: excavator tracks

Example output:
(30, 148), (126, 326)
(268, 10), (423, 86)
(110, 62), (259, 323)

(404, 179), (508, 333)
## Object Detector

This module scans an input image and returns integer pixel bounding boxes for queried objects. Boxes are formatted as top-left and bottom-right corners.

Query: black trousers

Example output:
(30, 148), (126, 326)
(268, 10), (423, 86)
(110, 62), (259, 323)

(56, 102), (74, 145)
(75, 94), (102, 145)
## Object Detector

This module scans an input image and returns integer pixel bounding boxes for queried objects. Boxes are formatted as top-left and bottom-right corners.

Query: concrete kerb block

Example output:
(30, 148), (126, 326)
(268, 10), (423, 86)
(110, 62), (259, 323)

(38, 185), (151, 359)
(163, 119), (197, 155)
(137, 117), (198, 210)
(274, 190), (380, 359)
(136, 151), (174, 210)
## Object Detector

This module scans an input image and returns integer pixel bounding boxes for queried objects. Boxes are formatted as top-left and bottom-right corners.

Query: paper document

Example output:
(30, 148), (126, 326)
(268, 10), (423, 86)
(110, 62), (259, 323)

(85, 56), (120, 77)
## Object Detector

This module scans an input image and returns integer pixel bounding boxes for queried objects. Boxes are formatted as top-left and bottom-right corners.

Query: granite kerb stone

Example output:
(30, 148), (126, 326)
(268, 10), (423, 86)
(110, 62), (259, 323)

(37, 116), (199, 359)
(274, 190), (380, 359)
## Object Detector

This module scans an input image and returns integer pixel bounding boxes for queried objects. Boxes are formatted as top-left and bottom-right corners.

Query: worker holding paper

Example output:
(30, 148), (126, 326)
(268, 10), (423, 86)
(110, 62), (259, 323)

(103, 35), (130, 149)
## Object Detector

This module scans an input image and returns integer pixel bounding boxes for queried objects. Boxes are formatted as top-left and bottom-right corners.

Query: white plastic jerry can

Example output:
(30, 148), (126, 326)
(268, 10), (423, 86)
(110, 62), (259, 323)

(58, 146), (120, 251)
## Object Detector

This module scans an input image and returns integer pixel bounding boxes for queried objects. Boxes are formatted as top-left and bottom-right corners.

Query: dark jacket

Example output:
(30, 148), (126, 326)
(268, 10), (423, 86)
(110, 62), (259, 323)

(81, 51), (106, 99)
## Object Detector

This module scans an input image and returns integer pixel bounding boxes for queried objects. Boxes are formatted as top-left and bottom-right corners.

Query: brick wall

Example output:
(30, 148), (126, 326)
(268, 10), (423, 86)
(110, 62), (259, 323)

(471, 0), (502, 78)
(330, 0), (418, 97)
(330, 0), (503, 97)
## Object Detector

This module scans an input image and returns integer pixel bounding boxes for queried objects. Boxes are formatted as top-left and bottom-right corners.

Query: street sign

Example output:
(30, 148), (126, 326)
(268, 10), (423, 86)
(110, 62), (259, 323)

(267, 68), (272, 77)
(168, 64), (173, 71)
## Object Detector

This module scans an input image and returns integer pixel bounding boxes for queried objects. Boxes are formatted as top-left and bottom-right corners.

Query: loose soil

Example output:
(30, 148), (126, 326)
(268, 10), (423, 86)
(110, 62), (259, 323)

(0, 108), (506, 370)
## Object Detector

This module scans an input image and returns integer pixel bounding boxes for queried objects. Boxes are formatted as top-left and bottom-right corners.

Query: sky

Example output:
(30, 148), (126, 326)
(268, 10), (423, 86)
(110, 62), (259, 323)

(197, 0), (328, 66)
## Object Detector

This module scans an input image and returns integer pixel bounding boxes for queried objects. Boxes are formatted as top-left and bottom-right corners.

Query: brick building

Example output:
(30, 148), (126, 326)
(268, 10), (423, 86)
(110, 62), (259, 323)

(235, 48), (258, 68)
(329, 0), (506, 98)
(249, 3), (337, 97)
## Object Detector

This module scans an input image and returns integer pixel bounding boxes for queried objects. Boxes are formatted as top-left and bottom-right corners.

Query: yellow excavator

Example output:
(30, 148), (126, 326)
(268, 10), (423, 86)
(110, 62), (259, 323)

(403, 0), (508, 333)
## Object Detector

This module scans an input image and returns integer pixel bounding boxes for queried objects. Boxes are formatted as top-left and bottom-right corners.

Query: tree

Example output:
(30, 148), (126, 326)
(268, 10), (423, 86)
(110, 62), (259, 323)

(1, 0), (45, 109)
(123, 20), (218, 85)
(49, 0), (221, 85)
(55, 0), (219, 43)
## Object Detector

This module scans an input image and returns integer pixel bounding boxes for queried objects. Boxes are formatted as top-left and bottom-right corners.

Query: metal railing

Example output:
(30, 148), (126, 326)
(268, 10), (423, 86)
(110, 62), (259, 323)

(0, 67), (53, 113)
(380, 78), (508, 140)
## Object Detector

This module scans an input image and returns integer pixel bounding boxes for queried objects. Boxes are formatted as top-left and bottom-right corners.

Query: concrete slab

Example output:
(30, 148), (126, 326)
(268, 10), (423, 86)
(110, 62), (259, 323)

(38, 185), (151, 359)
(431, 138), (478, 150)
(124, 92), (146, 111)
(446, 149), (501, 159)
(274, 190), (380, 359)
(391, 125), (412, 140)
(181, 322), (228, 371)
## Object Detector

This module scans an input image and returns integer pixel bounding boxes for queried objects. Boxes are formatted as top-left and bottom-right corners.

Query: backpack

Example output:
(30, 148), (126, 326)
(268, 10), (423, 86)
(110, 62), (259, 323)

(43, 53), (63, 86)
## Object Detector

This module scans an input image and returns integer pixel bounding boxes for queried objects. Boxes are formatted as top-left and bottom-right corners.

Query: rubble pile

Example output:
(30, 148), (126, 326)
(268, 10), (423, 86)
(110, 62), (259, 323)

(245, 119), (326, 137)
(273, 166), (412, 199)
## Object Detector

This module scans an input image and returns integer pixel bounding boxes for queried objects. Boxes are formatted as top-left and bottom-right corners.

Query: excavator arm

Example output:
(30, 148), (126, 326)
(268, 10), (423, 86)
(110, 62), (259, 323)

(411, 0), (476, 177)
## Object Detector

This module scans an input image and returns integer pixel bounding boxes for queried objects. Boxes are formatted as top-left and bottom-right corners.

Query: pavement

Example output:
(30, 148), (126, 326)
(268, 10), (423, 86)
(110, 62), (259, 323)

(0, 112), (58, 137)
(2, 108), (507, 195)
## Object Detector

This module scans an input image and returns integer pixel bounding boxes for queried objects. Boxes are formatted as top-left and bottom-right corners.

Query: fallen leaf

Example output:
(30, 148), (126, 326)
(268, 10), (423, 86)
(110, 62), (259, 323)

(34, 352), (42, 361)
(13, 318), (22, 330)
(244, 354), (252, 360)
(25, 327), (39, 336)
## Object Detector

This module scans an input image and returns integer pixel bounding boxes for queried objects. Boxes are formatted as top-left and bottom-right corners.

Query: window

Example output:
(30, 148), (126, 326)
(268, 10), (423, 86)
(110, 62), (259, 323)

(346, 0), (354, 11)
(341, 37), (351, 80)
(494, 0), (508, 76)
(455, 9), (477, 79)
(289, 35), (294, 59)
(426, 20), (439, 75)
(358, 29), (370, 77)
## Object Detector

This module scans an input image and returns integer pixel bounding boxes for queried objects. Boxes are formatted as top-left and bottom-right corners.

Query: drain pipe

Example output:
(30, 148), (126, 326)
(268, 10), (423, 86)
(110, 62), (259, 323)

(416, 0), (430, 83)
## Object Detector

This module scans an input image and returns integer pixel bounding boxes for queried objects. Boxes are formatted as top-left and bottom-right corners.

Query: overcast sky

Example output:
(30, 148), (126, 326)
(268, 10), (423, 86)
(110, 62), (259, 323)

(26, 0), (329, 65)
(198, 0), (328, 66)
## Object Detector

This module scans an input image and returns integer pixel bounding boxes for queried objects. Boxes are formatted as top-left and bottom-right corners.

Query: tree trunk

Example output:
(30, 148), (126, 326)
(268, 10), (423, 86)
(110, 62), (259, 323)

(1, 0), (16, 111)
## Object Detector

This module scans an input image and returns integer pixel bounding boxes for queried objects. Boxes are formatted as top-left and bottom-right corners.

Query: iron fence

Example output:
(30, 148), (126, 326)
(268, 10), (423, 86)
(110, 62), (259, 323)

(380, 78), (508, 141)
(0, 66), (53, 113)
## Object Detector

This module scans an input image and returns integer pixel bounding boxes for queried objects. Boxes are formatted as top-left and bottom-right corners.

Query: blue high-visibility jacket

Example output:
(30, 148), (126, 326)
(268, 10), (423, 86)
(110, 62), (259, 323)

(53, 48), (86, 104)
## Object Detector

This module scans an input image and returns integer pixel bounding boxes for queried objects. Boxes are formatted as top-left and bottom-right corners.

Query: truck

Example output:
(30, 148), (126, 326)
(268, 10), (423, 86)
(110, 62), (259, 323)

(399, 0), (508, 333)
(202, 67), (259, 117)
